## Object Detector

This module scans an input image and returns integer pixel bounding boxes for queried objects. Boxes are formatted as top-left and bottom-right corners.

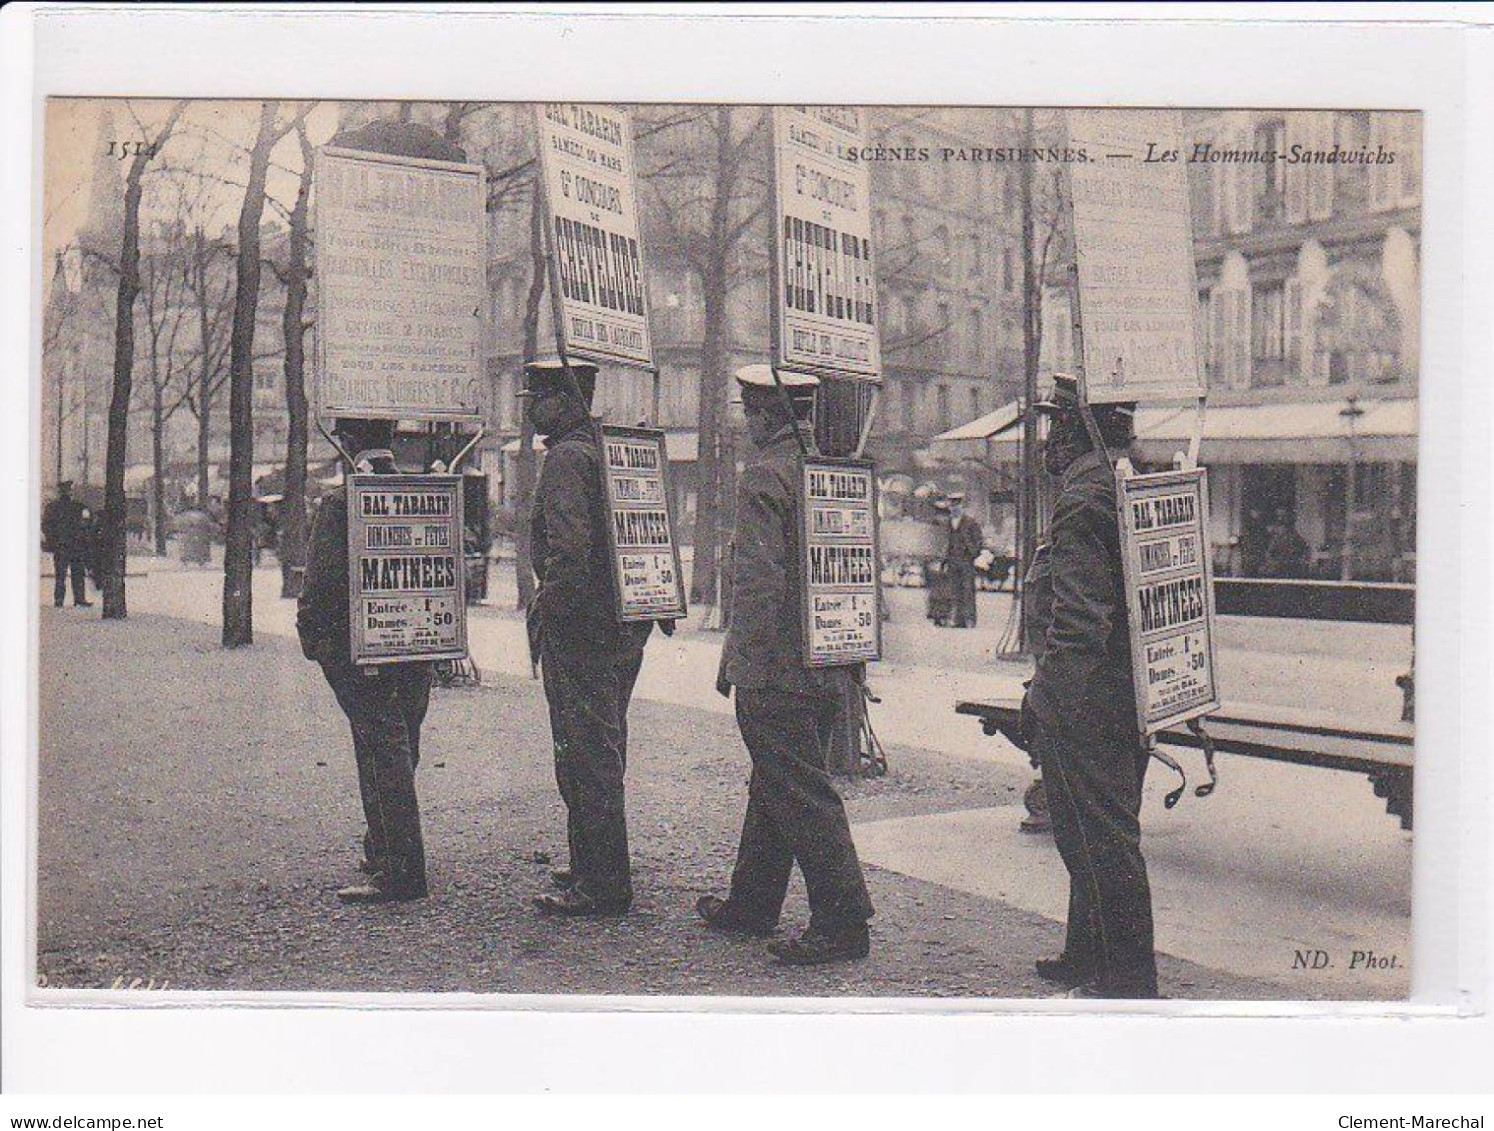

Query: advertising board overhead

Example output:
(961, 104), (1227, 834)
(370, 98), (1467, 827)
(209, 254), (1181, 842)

(771, 106), (882, 382)
(535, 104), (654, 368)
(1066, 109), (1206, 405)
(314, 146), (487, 422)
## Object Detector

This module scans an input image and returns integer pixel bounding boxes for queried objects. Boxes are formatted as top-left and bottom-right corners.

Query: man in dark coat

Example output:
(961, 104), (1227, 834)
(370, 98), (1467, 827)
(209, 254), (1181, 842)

(298, 418), (433, 903)
(525, 358), (653, 917)
(1021, 374), (1158, 999)
(944, 492), (984, 627)
(42, 481), (92, 608)
(697, 364), (874, 966)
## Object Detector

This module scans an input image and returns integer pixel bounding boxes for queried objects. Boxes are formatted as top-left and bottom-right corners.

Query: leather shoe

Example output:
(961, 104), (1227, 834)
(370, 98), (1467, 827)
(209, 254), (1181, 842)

(550, 869), (576, 890)
(336, 877), (427, 904)
(533, 888), (629, 917)
(696, 894), (776, 937)
(767, 924), (870, 966)
(1035, 952), (1097, 987)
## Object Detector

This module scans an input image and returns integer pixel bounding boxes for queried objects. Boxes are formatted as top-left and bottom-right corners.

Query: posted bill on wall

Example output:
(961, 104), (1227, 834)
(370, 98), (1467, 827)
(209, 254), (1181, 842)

(772, 106), (882, 382)
(347, 474), (467, 665)
(1116, 467), (1220, 733)
(535, 104), (654, 368)
(800, 457), (881, 666)
(1066, 109), (1206, 405)
(598, 425), (687, 622)
(314, 147), (487, 421)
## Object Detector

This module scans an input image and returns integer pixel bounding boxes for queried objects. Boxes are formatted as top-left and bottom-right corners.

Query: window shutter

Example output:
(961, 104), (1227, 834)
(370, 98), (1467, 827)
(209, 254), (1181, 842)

(1308, 113), (1335, 221)
(1211, 290), (1225, 384)
(1285, 276), (1302, 380)
(1235, 124), (1255, 233)
(1285, 114), (1307, 222)
(1369, 114), (1391, 211)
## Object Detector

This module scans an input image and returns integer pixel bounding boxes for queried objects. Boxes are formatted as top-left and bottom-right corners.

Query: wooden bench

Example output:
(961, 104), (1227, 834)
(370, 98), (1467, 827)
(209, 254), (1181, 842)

(954, 696), (1415, 829)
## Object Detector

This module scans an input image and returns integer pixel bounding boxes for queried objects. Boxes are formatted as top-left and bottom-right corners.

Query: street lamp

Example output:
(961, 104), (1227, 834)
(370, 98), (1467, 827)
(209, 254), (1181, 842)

(1339, 394), (1365, 582)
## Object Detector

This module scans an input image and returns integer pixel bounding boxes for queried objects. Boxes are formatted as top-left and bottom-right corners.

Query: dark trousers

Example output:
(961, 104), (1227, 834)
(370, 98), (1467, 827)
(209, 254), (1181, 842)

(727, 688), (874, 932)
(320, 657), (432, 892)
(541, 637), (643, 906)
(52, 550), (87, 606)
(1034, 726), (1157, 996)
(950, 567), (978, 627)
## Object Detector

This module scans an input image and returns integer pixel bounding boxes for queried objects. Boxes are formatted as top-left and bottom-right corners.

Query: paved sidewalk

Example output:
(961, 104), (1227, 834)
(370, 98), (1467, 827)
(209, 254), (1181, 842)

(35, 608), (1287, 1000)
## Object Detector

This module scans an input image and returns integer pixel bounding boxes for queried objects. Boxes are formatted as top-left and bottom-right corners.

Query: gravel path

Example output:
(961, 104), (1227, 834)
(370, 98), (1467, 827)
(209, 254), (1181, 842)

(37, 608), (1284, 1000)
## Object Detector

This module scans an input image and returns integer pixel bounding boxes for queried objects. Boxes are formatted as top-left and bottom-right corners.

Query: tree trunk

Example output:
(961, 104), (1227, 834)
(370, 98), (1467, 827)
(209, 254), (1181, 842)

(193, 227), (214, 510)
(102, 151), (152, 614)
(514, 180), (545, 610)
(1017, 108), (1044, 653)
(222, 101), (277, 647)
(688, 107), (738, 610)
(279, 124), (313, 599)
(100, 102), (185, 617)
(197, 390), (211, 510)
(152, 379), (168, 555)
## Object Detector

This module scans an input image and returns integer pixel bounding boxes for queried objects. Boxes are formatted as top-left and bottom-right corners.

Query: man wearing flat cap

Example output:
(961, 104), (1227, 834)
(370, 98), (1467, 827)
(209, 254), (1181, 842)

(43, 480), (93, 608)
(697, 364), (874, 966)
(524, 357), (652, 917)
(298, 418), (434, 904)
(1020, 373), (1157, 998)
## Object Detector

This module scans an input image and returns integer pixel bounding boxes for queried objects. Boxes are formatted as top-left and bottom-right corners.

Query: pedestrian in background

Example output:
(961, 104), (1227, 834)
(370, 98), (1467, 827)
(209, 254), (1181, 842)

(1021, 374), (1158, 998)
(298, 418), (433, 904)
(42, 480), (93, 608)
(944, 492), (984, 628)
(698, 364), (874, 966)
(524, 358), (652, 918)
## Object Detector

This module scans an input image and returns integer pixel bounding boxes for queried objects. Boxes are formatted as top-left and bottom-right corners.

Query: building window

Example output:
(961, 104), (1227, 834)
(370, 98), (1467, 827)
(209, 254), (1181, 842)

(901, 378), (916, 434)
(970, 234), (983, 279)
(1002, 247), (1013, 292)
(1002, 169), (1014, 212)
(1255, 118), (1285, 223)
(1333, 111), (1372, 214)
(936, 384), (951, 432)
(1199, 289), (1214, 382)
(968, 385), (982, 421)
(969, 306), (984, 365)
(934, 225), (951, 270)
(1251, 281), (1286, 387)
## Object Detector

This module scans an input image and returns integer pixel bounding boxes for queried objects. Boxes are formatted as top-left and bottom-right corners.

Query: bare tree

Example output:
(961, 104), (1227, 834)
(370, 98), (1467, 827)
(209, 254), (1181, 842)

(100, 99), (188, 619)
(265, 119), (316, 598)
(182, 225), (235, 510)
(135, 216), (193, 555)
(638, 106), (770, 607)
(222, 100), (314, 647)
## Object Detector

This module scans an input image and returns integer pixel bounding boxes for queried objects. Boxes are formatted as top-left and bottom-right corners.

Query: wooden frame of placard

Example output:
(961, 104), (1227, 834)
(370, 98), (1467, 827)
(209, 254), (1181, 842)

(798, 454), (883, 668)
(596, 423), (688, 624)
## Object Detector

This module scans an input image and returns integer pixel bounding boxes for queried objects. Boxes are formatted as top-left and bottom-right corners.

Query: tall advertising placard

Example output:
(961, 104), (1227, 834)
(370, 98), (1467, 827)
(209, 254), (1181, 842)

(347, 473), (467, 665)
(314, 146), (487, 421)
(598, 425), (687, 622)
(1115, 467), (1220, 733)
(1065, 109), (1206, 405)
(534, 104), (654, 368)
(800, 457), (882, 667)
(771, 106), (882, 382)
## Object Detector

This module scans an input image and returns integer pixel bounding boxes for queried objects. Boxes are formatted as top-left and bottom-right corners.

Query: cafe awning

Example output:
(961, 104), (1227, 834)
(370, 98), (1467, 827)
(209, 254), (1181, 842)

(1132, 397), (1417, 465)
(932, 397), (1417, 466)
(929, 400), (1024, 460)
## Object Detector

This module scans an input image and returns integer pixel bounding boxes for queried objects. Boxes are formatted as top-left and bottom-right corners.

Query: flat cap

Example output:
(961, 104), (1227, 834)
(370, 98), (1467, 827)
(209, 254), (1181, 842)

(1033, 373), (1081, 415)
(734, 364), (819, 391)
